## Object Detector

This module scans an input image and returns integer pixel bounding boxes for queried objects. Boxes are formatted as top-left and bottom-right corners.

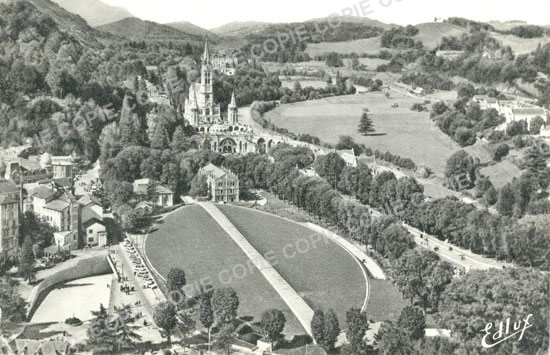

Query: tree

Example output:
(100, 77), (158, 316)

(440, 268), (548, 354)
(376, 322), (414, 355)
(211, 287), (239, 326)
(445, 150), (475, 180)
(215, 324), (235, 355)
(19, 237), (35, 283)
(166, 267), (186, 291)
(189, 174), (209, 198)
(153, 302), (178, 345)
(358, 109), (375, 136)
(310, 309), (340, 351)
(113, 304), (141, 351)
(497, 184), (516, 216)
(261, 309), (286, 350)
(314, 152), (346, 188)
(397, 306), (425, 340)
(493, 143), (510, 161)
(346, 308), (369, 354)
(200, 292), (214, 352)
(177, 309), (196, 348)
(392, 249), (453, 311)
(0, 278), (27, 324)
(151, 122), (170, 150)
(87, 304), (115, 352)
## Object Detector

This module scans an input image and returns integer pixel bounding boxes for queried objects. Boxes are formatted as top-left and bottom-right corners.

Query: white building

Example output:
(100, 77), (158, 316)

(133, 178), (174, 207)
(199, 163), (240, 203)
(82, 207), (106, 247)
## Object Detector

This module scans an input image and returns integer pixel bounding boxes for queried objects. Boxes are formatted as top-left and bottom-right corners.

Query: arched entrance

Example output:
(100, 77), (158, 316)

(220, 138), (237, 153)
(257, 138), (266, 154)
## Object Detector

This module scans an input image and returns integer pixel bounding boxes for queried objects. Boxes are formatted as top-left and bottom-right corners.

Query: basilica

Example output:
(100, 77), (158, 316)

(183, 41), (280, 154)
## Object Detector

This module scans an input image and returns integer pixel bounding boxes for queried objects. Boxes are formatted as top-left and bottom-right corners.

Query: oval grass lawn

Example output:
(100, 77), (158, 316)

(145, 205), (304, 334)
(217, 205), (367, 325)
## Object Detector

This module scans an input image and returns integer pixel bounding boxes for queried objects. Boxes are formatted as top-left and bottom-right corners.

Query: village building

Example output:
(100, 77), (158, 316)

(199, 163), (240, 203)
(0, 180), (20, 253)
(51, 155), (74, 179)
(336, 149), (358, 167)
(82, 207), (107, 247)
(133, 178), (174, 207)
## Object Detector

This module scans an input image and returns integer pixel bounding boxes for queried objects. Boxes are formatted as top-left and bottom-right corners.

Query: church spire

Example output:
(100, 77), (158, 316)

(202, 38), (210, 64)
(229, 91), (237, 108)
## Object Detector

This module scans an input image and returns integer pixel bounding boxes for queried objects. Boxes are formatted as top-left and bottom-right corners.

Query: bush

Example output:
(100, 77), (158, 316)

(493, 143), (510, 161)
(65, 317), (82, 325)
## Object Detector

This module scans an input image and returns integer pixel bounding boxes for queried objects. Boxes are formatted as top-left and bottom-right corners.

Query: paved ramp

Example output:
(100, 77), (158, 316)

(199, 203), (314, 337)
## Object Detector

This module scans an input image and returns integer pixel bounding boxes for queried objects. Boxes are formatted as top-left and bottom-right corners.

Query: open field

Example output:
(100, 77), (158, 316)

(281, 79), (328, 90)
(491, 33), (550, 55)
(367, 279), (408, 322)
(413, 22), (467, 49)
(217, 205), (367, 326)
(145, 205), (304, 334)
(305, 37), (395, 56)
(265, 92), (462, 175)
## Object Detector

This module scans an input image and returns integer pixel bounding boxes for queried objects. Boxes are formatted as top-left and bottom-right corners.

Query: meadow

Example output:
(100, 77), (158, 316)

(265, 92), (461, 176)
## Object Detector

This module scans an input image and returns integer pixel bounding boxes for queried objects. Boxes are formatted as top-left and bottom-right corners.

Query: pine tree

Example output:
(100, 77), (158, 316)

(113, 304), (141, 351)
(151, 122), (170, 150)
(358, 108), (375, 136)
(87, 304), (115, 352)
(19, 237), (35, 283)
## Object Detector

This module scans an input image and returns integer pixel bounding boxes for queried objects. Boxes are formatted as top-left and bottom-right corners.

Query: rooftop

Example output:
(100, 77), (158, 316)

(82, 206), (104, 226)
(44, 200), (70, 212)
(30, 185), (57, 200)
(512, 107), (546, 116)
(0, 195), (18, 205)
(200, 163), (238, 180)
(0, 180), (18, 194)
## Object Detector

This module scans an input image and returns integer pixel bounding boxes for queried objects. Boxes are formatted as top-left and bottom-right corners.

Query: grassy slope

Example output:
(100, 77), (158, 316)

(217, 205), (366, 326)
(413, 22), (467, 49)
(265, 92), (461, 175)
(145, 205), (304, 334)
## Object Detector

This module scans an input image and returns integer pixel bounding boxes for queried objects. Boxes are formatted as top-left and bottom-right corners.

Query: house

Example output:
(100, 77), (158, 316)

(435, 50), (464, 59)
(509, 107), (547, 130)
(3, 157), (51, 183)
(78, 194), (103, 216)
(199, 163), (240, 203)
(134, 201), (154, 217)
(0, 194), (19, 253)
(26, 185), (81, 246)
(51, 155), (74, 179)
(53, 230), (77, 251)
(336, 149), (358, 167)
(472, 95), (500, 110)
(82, 206), (107, 247)
(413, 87), (425, 96)
(43, 200), (71, 232)
(133, 178), (174, 207)
(26, 185), (56, 215)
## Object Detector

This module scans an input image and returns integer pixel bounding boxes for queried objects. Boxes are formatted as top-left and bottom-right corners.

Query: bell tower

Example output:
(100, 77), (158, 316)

(228, 92), (238, 124)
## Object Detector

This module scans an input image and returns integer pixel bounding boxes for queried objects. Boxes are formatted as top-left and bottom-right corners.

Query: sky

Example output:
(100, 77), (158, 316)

(102, 0), (550, 29)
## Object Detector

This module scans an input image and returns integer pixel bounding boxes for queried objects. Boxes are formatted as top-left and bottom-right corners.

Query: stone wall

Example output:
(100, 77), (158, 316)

(27, 254), (112, 320)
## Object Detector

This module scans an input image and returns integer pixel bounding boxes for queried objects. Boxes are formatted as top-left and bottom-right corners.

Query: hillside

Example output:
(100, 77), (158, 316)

(52, 0), (133, 26)
(165, 21), (221, 41)
(97, 17), (206, 43)
(211, 21), (272, 37)
(488, 20), (528, 32)
(306, 15), (398, 30)
(1, 0), (104, 48)
(413, 22), (468, 49)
